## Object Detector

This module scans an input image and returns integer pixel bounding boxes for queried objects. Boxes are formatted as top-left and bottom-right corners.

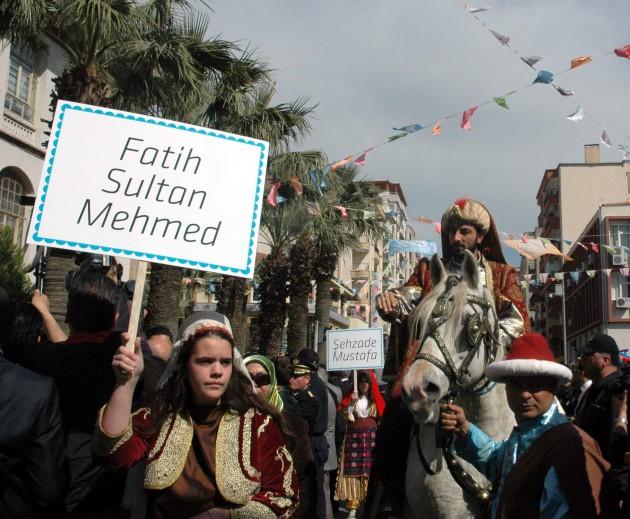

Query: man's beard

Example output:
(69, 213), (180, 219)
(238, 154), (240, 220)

(449, 242), (478, 260)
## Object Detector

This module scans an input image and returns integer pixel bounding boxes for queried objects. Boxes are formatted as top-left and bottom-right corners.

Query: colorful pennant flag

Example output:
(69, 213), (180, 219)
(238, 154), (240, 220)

(354, 152), (367, 166)
(432, 120), (442, 135)
(614, 44), (630, 60)
(554, 85), (575, 96)
(461, 106), (479, 130)
(289, 176), (303, 195)
(489, 29), (510, 45)
(308, 170), (323, 196)
(601, 244), (616, 255)
(266, 181), (281, 207)
(393, 124), (423, 133)
(622, 268), (630, 277)
(586, 270), (596, 278)
(570, 55), (592, 69)
(467, 7), (491, 13)
(533, 70), (554, 84)
(601, 130), (612, 147)
(521, 55), (543, 67)
(333, 205), (348, 219)
(555, 272), (565, 281)
(590, 243), (599, 253)
(540, 273), (549, 283)
(493, 96), (510, 109)
(434, 222), (442, 235)
(570, 272), (581, 284)
(576, 242), (589, 251)
(331, 155), (353, 171)
(605, 269), (612, 277)
(388, 132), (408, 142)
(565, 106), (585, 121)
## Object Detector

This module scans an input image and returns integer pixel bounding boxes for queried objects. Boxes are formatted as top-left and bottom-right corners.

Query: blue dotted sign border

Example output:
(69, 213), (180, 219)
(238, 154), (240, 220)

(31, 103), (267, 276)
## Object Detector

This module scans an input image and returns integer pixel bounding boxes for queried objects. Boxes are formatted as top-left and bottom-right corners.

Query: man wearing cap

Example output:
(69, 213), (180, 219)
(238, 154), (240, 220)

(291, 348), (329, 519)
(367, 199), (529, 516)
(440, 333), (610, 519)
(575, 333), (626, 460)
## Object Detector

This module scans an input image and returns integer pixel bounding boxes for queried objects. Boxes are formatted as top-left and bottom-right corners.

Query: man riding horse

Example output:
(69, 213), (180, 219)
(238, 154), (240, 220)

(367, 198), (530, 517)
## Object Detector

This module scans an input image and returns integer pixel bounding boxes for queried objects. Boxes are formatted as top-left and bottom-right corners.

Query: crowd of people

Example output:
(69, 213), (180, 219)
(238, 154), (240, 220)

(0, 196), (629, 519)
(0, 272), (383, 519)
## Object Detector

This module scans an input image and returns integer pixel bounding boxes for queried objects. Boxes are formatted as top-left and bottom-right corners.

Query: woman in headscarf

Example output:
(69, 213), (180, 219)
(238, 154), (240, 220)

(335, 369), (385, 518)
(244, 354), (317, 519)
(93, 313), (298, 519)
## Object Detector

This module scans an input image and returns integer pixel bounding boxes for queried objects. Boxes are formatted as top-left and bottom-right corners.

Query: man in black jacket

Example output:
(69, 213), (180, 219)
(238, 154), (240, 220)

(0, 286), (66, 518)
(21, 273), (127, 517)
(293, 348), (329, 519)
(575, 333), (626, 461)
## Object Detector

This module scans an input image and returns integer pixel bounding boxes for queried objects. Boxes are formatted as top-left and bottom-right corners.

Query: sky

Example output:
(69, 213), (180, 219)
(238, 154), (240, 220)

(204, 0), (630, 266)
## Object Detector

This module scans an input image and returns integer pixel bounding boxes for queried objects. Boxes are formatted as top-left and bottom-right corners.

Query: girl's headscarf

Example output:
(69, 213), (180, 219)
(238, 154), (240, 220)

(340, 369), (386, 416)
(244, 354), (284, 412)
(158, 311), (253, 388)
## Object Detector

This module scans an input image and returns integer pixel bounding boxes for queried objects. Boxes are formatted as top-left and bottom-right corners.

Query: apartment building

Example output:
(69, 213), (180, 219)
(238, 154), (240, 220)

(530, 144), (630, 359)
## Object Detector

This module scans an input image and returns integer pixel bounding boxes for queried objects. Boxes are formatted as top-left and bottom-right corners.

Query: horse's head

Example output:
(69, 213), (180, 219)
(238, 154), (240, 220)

(402, 250), (499, 424)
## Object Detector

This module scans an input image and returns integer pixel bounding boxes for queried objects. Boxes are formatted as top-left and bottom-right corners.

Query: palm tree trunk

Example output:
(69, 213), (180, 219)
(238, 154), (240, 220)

(42, 248), (76, 334)
(314, 247), (339, 358)
(287, 235), (315, 355)
(256, 247), (289, 356)
(215, 275), (247, 351)
(145, 263), (183, 334)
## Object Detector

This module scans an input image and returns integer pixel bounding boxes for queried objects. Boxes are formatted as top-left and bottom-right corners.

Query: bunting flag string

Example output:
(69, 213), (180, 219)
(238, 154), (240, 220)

(413, 215), (630, 257)
(463, 5), (627, 162)
(263, 6), (629, 210)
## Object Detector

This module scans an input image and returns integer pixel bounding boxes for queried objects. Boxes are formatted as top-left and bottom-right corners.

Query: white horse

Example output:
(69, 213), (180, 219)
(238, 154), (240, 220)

(401, 251), (515, 519)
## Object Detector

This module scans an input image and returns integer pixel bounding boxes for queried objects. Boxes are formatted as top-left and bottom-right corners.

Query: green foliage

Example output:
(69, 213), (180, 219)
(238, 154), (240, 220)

(0, 227), (33, 300)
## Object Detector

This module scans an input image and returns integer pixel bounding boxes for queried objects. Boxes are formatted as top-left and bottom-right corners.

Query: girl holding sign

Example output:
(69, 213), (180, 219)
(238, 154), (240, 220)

(335, 370), (385, 518)
(93, 314), (298, 519)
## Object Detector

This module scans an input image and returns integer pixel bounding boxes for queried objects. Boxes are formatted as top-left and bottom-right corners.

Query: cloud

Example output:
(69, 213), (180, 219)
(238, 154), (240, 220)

(208, 0), (630, 265)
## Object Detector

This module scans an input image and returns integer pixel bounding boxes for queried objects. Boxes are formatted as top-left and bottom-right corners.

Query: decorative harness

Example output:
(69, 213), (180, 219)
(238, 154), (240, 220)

(412, 274), (500, 504)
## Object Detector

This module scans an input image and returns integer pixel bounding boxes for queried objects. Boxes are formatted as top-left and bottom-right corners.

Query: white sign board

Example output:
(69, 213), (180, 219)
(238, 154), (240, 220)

(326, 328), (384, 371)
(27, 101), (268, 278)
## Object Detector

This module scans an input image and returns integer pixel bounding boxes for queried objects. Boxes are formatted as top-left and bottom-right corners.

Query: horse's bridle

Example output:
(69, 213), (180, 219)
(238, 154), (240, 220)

(412, 274), (500, 504)
(414, 276), (500, 399)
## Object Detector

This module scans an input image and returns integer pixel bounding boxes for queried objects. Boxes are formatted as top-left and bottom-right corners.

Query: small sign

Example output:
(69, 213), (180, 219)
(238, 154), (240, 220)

(27, 101), (268, 278)
(326, 328), (384, 371)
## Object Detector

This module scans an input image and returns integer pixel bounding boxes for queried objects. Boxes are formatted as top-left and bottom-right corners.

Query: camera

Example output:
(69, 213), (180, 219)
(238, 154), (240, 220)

(65, 253), (122, 290)
(609, 364), (630, 394)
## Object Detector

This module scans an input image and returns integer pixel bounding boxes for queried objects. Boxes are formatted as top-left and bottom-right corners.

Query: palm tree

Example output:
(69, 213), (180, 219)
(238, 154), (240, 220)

(1, 0), (268, 332)
(286, 231), (315, 354)
(253, 151), (328, 356)
(200, 79), (317, 350)
(309, 166), (388, 356)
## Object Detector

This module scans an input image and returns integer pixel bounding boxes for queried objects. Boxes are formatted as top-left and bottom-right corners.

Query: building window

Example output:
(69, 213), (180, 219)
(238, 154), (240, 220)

(610, 223), (630, 249)
(0, 174), (26, 244)
(4, 44), (36, 122)
(612, 271), (630, 299)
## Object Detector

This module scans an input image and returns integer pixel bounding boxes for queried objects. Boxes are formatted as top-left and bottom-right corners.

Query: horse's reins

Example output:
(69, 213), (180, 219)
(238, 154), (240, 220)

(412, 277), (499, 504)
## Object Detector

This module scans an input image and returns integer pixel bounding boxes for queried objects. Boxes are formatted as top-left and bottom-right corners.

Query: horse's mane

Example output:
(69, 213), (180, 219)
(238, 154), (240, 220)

(408, 275), (495, 350)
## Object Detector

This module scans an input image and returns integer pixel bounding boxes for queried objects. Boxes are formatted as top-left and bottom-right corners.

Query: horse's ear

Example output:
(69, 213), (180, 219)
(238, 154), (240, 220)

(430, 253), (447, 286)
(462, 249), (479, 287)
